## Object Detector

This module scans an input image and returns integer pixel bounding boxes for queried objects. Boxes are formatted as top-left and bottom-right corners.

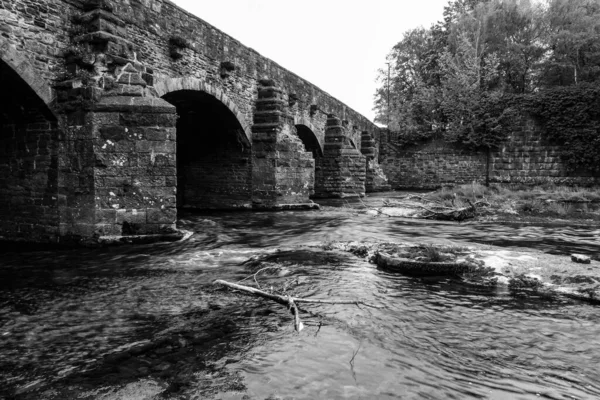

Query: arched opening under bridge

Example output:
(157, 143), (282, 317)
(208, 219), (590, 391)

(162, 90), (252, 210)
(0, 59), (60, 241)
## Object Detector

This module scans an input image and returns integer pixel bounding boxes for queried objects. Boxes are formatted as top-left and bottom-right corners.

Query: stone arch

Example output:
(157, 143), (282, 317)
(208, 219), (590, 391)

(0, 38), (55, 109)
(293, 116), (324, 156)
(154, 76), (252, 146)
(0, 41), (61, 242)
(158, 78), (253, 210)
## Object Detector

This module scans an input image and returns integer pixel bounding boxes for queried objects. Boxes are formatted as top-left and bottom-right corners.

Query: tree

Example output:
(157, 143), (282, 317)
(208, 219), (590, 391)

(373, 0), (600, 151)
(543, 0), (600, 85)
(374, 27), (440, 136)
(484, 0), (548, 93)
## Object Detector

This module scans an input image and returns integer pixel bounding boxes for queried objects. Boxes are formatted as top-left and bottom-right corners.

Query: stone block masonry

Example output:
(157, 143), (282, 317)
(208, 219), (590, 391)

(0, 121), (61, 242)
(0, 54), (61, 243)
(489, 117), (600, 186)
(361, 131), (391, 192)
(380, 115), (600, 190)
(0, 0), (387, 244)
(380, 136), (487, 190)
(90, 97), (178, 237)
(314, 116), (366, 198)
(251, 82), (315, 208)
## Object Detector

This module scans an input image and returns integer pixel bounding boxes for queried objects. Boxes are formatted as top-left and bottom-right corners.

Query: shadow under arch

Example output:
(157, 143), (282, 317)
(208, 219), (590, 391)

(160, 88), (253, 210)
(293, 117), (324, 158)
(0, 54), (60, 242)
(154, 77), (251, 147)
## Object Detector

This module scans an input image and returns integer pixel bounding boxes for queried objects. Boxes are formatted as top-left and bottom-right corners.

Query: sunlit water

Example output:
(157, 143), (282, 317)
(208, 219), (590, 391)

(1, 193), (599, 399)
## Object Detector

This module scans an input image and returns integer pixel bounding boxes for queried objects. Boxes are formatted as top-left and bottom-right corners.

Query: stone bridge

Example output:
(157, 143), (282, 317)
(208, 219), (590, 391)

(0, 0), (389, 244)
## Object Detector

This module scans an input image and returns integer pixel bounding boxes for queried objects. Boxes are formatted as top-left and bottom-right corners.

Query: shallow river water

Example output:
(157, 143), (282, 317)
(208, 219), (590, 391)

(1, 193), (599, 399)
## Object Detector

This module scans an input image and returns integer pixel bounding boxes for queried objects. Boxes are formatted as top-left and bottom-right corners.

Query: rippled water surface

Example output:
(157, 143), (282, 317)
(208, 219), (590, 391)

(1, 193), (599, 399)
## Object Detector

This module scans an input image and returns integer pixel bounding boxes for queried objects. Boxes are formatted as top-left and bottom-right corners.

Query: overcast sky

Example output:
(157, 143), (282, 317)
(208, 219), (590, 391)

(169, 0), (449, 122)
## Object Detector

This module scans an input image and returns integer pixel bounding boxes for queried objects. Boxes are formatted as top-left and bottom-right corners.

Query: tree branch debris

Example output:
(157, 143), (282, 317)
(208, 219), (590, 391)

(214, 280), (381, 333)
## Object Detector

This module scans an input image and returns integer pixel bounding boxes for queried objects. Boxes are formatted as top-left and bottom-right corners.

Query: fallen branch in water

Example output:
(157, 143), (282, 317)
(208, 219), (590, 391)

(214, 280), (381, 332)
(237, 266), (280, 289)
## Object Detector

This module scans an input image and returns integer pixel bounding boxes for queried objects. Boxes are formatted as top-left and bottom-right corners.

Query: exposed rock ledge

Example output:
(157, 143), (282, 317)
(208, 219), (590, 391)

(322, 241), (600, 304)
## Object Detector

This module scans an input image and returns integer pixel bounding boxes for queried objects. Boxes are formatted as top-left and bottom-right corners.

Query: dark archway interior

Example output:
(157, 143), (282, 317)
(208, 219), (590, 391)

(0, 60), (59, 240)
(295, 125), (322, 158)
(162, 90), (252, 210)
(0, 62), (55, 125)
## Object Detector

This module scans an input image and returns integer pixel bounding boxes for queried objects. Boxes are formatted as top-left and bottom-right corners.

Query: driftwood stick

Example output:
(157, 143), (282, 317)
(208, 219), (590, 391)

(215, 280), (289, 305)
(287, 297), (303, 332)
(293, 298), (381, 308)
(216, 280), (381, 308)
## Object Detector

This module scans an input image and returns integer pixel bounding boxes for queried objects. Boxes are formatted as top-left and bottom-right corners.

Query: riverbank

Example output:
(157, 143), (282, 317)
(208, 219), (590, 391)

(357, 184), (600, 225)
(322, 241), (600, 304)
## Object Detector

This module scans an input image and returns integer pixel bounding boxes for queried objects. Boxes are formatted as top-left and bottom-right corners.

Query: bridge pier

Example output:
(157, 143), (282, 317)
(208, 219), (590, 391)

(251, 81), (316, 209)
(313, 116), (366, 198)
(361, 131), (391, 192)
(57, 97), (179, 242)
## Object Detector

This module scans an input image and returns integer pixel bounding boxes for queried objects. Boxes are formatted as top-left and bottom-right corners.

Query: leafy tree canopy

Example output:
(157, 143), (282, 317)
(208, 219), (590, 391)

(374, 0), (600, 169)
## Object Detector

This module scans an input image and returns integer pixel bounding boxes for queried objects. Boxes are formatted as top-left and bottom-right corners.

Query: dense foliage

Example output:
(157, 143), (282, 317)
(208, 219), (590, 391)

(374, 0), (600, 169)
(524, 84), (600, 172)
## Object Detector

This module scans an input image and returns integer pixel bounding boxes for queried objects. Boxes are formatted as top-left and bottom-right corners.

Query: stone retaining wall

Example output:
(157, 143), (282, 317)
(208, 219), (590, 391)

(380, 116), (600, 189)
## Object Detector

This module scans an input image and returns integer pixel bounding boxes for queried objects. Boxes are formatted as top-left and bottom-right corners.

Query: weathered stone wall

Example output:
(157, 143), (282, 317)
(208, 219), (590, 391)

(251, 82), (315, 208)
(314, 116), (366, 198)
(380, 135), (487, 189)
(380, 117), (600, 189)
(179, 150), (252, 210)
(0, 0), (77, 98)
(490, 118), (600, 186)
(0, 47), (63, 242)
(57, 111), (96, 240)
(361, 131), (391, 192)
(91, 98), (178, 237)
(0, 0), (385, 244)
(0, 121), (60, 241)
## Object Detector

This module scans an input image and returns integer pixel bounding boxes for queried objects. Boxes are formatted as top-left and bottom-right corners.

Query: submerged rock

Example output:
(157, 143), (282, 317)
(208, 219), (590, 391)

(376, 252), (477, 277)
(571, 254), (592, 264)
(325, 240), (600, 304)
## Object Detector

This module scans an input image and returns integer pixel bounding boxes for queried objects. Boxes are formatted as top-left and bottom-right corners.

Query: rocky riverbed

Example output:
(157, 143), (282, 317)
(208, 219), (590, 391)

(3, 205), (599, 399)
(357, 187), (600, 226)
(322, 241), (600, 303)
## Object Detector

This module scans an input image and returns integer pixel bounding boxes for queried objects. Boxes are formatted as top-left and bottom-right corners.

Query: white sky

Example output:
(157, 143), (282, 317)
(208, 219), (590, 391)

(169, 0), (449, 121)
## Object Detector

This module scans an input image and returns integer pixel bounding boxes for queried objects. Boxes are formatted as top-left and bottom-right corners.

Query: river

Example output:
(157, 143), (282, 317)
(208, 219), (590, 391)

(1, 193), (599, 399)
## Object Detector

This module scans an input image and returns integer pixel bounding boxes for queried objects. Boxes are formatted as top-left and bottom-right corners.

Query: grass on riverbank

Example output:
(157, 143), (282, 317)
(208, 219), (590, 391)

(424, 183), (600, 221)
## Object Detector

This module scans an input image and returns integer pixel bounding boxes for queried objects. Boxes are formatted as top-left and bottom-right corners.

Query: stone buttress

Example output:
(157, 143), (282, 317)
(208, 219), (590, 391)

(313, 116), (366, 198)
(361, 131), (391, 192)
(251, 81), (316, 209)
(54, 0), (179, 243)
